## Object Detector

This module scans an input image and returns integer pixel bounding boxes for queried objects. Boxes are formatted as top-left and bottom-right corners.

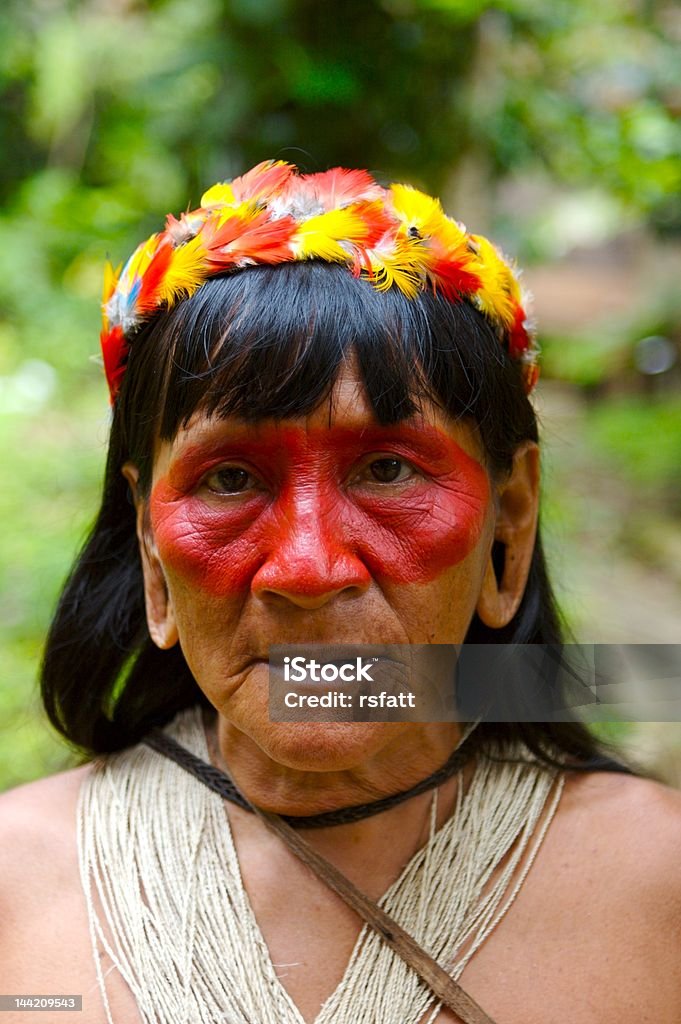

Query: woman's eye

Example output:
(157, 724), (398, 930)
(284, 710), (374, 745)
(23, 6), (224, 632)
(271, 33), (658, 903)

(364, 457), (414, 484)
(204, 466), (254, 494)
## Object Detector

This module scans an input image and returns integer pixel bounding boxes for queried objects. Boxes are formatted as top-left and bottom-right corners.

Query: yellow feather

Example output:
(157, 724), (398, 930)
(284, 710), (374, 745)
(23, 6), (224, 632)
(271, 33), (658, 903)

(469, 235), (519, 327)
(157, 235), (209, 308)
(201, 182), (236, 208)
(101, 259), (121, 329)
(213, 199), (260, 230)
(432, 214), (469, 255)
(292, 207), (367, 261)
(390, 184), (445, 238)
(366, 236), (425, 299)
(123, 234), (161, 286)
(102, 260), (121, 303)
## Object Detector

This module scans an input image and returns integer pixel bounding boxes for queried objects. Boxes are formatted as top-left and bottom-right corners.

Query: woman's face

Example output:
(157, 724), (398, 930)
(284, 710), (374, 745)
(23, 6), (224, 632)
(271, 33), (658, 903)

(130, 359), (525, 770)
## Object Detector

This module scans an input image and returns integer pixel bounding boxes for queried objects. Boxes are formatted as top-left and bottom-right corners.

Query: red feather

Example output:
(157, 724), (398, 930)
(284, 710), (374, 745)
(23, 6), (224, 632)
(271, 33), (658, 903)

(508, 305), (530, 359)
(136, 237), (173, 313)
(101, 324), (128, 403)
(428, 257), (482, 300)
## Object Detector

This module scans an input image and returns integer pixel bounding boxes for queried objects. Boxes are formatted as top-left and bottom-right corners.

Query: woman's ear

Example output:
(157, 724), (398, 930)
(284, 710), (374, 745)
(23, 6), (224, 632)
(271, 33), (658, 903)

(475, 441), (540, 630)
(122, 462), (179, 650)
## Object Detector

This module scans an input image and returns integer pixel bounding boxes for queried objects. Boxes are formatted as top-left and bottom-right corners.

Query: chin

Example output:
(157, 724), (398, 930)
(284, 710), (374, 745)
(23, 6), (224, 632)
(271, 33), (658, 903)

(224, 685), (408, 773)
(208, 662), (409, 777)
(252, 719), (407, 773)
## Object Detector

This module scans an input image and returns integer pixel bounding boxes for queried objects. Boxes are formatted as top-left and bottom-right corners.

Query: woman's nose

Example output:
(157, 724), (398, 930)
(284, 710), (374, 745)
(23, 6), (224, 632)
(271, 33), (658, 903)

(251, 497), (371, 608)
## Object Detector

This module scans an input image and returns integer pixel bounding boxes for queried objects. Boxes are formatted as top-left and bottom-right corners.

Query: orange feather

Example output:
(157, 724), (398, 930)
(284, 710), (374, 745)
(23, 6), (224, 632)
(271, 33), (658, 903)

(203, 210), (296, 265)
(229, 160), (294, 204)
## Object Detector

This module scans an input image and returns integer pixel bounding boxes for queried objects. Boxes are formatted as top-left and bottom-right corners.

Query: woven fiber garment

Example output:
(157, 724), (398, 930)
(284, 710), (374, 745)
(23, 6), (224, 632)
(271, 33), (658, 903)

(78, 706), (564, 1024)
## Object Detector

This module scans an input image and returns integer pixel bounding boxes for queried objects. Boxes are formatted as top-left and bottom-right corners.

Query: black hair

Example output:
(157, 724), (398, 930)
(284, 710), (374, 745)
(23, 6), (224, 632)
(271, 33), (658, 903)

(41, 262), (631, 773)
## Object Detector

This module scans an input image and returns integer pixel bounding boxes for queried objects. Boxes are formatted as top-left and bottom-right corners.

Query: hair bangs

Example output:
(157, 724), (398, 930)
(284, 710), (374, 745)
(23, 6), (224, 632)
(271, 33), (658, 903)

(120, 260), (526, 496)
(131, 262), (503, 441)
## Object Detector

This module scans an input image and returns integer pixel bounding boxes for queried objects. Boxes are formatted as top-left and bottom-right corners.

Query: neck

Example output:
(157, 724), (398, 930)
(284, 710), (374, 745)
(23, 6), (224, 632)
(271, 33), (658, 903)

(205, 711), (472, 874)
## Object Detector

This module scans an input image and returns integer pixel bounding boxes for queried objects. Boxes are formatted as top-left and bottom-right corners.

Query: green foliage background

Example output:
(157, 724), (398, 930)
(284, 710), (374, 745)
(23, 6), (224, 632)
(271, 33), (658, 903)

(1, 0), (680, 789)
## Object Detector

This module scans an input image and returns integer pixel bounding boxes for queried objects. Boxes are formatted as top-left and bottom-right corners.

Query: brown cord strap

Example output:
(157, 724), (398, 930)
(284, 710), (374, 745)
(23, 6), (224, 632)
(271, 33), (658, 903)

(144, 726), (475, 828)
(144, 729), (499, 1024)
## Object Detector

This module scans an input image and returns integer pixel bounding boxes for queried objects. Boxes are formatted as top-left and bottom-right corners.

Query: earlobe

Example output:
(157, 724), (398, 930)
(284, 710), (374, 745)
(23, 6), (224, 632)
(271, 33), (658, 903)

(122, 462), (179, 650)
(475, 441), (540, 630)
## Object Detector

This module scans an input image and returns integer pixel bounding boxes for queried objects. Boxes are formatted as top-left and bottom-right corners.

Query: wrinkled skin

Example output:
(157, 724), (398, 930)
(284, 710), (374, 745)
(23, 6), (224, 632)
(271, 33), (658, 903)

(125, 357), (539, 809)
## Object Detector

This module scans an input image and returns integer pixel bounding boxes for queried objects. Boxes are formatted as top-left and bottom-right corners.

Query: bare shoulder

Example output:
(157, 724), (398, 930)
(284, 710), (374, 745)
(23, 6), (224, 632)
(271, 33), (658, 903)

(462, 769), (681, 1023)
(0, 765), (93, 917)
(0, 765), (93, 956)
(0, 761), (91, 812)
(0, 764), (92, 873)
(560, 767), (681, 842)
(0, 764), (127, 1022)
(556, 768), (681, 911)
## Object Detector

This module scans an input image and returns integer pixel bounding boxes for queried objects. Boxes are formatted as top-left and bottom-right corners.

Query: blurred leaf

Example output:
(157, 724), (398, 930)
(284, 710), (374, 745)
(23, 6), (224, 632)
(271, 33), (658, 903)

(586, 399), (681, 489)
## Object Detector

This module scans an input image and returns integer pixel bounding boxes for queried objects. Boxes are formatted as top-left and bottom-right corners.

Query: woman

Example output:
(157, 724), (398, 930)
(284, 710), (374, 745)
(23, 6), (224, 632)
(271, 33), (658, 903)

(1, 161), (680, 1024)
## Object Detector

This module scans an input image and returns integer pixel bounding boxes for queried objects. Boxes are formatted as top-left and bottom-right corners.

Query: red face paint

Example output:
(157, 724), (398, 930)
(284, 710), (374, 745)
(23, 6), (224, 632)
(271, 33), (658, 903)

(150, 421), (490, 598)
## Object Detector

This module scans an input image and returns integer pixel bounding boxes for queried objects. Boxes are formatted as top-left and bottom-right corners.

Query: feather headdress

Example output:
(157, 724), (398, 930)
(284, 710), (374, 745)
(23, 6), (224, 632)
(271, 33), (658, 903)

(100, 160), (539, 400)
